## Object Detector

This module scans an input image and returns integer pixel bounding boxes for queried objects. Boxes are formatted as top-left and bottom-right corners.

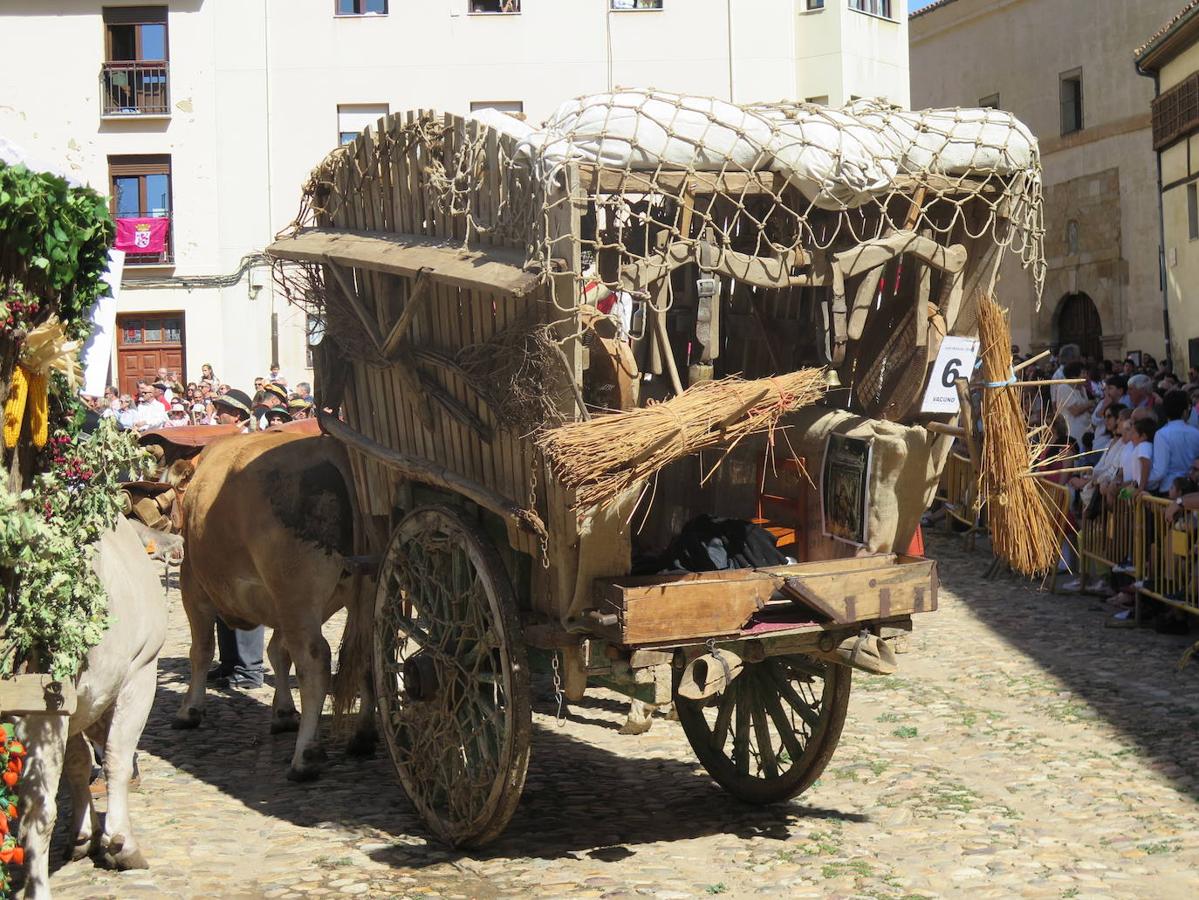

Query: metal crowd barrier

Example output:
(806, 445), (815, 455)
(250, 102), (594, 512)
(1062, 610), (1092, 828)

(1035, 477), (1074, 592)
(939, 452), (984, 547)
(1136, 495), (1199, 620)
(1076, 490), (1138, 585)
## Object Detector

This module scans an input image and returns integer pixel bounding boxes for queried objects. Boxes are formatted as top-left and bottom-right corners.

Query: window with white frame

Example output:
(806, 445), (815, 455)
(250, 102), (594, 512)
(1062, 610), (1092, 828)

(849, 0), (893, 19)
(470, 100), (525, 116)
(807, 0), (825, 9)
(469, 1), (520, 12)
(337, 103), (389, 145)
(611, 0), (663, 10)
(336, 0), (386, 15)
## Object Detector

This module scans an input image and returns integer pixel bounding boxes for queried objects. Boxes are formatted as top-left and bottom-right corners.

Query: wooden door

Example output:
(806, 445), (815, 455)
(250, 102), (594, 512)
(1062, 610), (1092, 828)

(1056, 293), (1103, 363)
(116, 312), (185, 396)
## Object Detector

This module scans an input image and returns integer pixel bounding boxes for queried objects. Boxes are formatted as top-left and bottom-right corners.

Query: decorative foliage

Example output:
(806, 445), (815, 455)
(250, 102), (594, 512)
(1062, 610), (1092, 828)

(0, 283), (41, 340)
(0, 722), (26, 893)
(0, 420), (151, 679)
(0, 162), (114, 336)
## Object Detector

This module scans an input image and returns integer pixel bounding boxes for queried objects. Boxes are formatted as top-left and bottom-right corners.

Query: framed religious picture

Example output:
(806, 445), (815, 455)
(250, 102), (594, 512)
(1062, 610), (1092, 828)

(821, 433), (873, 547)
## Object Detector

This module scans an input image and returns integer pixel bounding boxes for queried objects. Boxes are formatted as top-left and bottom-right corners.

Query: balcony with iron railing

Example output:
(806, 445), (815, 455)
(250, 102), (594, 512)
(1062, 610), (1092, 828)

(115, 214), (174, 266)
(100, 61), (170, 118)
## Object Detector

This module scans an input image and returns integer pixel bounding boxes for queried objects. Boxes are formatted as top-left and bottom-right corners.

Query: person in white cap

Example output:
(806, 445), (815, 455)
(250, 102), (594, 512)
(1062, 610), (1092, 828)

(165, 400), (190, 428)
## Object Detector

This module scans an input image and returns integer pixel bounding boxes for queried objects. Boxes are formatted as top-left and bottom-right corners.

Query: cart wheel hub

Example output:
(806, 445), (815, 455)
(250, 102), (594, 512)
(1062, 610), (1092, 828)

(403, 653), (439, 701)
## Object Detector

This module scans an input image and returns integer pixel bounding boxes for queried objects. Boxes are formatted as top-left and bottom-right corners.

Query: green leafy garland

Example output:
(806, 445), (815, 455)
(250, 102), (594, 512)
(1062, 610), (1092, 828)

(0, 162), (114, 338)
(0, 153), (123, 892)
(0, 416), (151, 680)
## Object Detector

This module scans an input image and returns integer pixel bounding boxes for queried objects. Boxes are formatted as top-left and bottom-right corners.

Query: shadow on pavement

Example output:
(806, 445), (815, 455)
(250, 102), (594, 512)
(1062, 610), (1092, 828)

(101, 653), (866, 868)
(928, 532), (1199, 803)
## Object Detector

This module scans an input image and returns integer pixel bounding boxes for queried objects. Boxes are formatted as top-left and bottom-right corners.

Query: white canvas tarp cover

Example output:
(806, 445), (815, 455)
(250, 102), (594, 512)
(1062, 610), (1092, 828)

(490, 90), (1038, 210)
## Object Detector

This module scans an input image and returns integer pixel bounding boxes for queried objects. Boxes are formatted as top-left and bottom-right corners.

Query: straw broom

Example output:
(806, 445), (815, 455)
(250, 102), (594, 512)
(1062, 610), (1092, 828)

(977, 297), (1068, 576)
(537, 369), (827, 512)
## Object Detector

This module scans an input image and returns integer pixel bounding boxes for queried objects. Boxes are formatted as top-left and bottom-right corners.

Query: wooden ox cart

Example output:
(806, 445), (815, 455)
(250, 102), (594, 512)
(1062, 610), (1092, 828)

(267, 93), (1044, 846)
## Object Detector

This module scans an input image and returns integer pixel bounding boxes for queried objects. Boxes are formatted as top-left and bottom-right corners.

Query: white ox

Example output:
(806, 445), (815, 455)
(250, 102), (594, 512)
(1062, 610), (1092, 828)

(17, 516), (167, 898)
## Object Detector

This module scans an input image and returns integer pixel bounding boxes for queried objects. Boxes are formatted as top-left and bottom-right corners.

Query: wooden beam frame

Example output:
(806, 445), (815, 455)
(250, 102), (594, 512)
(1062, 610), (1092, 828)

(267, 227), (543, 297)
(381, 267), (433, 359)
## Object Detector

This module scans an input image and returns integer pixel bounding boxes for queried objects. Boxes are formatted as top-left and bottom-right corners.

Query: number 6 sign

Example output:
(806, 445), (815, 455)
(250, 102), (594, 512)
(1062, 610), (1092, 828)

(921, 336), (980, 414)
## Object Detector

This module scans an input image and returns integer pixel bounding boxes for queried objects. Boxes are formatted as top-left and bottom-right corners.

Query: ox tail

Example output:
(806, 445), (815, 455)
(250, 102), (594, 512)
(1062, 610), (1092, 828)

(332, 566), (371, 721)
(330, 440), (375, 723)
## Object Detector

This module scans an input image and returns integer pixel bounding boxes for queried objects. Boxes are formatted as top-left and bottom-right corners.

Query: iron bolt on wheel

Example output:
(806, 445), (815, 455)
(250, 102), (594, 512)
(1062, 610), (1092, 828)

(373, 505), (532, 847)
(675, 654), (850, 804)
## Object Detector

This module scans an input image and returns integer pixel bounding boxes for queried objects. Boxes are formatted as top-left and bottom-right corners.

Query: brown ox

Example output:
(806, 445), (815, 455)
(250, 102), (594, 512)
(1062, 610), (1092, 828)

(171, 430), (376, 780)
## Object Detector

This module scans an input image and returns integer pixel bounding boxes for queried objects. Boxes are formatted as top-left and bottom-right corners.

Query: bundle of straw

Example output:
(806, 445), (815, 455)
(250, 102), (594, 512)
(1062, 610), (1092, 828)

(977, 297), (1066, 576)
(537, 370), (827, 511)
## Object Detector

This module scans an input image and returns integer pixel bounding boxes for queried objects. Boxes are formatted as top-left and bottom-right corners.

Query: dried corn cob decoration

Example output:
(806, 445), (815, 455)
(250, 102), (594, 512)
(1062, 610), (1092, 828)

(3, 365), (29, 449)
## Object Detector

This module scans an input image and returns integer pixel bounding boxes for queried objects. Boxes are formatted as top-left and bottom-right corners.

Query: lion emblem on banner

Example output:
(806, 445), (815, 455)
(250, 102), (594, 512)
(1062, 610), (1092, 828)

(133, 223), (152, 249)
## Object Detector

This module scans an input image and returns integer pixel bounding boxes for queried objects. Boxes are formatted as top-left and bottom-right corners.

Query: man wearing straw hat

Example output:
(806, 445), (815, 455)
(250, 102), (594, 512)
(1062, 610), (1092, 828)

(287, 397), (313, 420)
(257, 381), (288, 430)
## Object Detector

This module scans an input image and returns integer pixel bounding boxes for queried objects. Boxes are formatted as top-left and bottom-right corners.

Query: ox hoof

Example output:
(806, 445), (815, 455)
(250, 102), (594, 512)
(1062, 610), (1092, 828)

(286, 764), (322, 783)
(270, 710), (301, 734)
(171, 709), (202, 730)
(345, 728), (378, 759)
(286, 746), (328, 782)
(103, 834), (149, 871)
(67, 835), (96, 863)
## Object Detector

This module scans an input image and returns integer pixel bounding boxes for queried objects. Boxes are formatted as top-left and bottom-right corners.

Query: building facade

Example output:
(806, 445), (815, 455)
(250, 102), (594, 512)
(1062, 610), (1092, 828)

(910, 0), (1178, 364)
(0, 0), (911, 394)
(1136, 1), (1199, 372)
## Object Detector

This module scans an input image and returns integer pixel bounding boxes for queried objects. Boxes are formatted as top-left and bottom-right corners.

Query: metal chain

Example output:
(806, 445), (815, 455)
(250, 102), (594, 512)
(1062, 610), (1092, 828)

(550, 651), (566, 727)
(706, 637), (733, 686)
(529, 455), (549, 569)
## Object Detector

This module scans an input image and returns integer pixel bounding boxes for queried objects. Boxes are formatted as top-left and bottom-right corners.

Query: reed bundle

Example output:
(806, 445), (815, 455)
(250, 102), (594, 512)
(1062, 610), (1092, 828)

(977, 297), (1066, 576)
(538, 369), (827, 511)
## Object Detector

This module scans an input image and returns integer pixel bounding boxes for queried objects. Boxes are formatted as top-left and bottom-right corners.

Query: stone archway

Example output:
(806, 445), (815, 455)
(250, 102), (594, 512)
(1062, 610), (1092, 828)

(1055, 292), (1103, 361)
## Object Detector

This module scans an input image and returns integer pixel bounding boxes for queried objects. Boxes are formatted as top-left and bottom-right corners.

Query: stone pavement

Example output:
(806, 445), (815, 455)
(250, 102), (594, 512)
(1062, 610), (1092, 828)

(43, 533), (1199, 898)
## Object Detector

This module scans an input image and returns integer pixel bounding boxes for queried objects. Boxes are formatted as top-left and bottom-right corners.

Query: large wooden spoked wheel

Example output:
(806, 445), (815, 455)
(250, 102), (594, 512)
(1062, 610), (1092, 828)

(676, 654), (850, 804)
(373, 505), (532, 847)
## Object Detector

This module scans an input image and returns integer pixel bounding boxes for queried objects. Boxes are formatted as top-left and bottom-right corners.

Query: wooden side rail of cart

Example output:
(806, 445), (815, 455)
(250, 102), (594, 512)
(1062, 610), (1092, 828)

(520, 553), (935, 715)
(586, 553), (936, 648)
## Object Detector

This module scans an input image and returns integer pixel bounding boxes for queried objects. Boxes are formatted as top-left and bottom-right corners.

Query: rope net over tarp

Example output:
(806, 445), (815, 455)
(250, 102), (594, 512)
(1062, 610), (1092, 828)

(283, 89), (1043, 302)
(275, 89), (1044, 432)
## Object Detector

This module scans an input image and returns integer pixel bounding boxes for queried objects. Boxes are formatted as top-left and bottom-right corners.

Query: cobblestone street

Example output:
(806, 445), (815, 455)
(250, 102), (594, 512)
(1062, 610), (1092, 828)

(46, 533), (1199, 899)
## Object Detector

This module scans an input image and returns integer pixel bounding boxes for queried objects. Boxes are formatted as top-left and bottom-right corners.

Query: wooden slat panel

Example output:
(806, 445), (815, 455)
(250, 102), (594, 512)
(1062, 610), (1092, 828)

(379, 114), (396, 233)
(451, 291), (483, 488)
(438, 285), (466, 483)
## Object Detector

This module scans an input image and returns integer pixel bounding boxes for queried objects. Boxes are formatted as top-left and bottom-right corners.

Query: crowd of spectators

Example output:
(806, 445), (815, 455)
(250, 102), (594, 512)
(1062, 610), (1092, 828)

(1023, 343), (1199, 632)
(81, 363), (316, 433)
